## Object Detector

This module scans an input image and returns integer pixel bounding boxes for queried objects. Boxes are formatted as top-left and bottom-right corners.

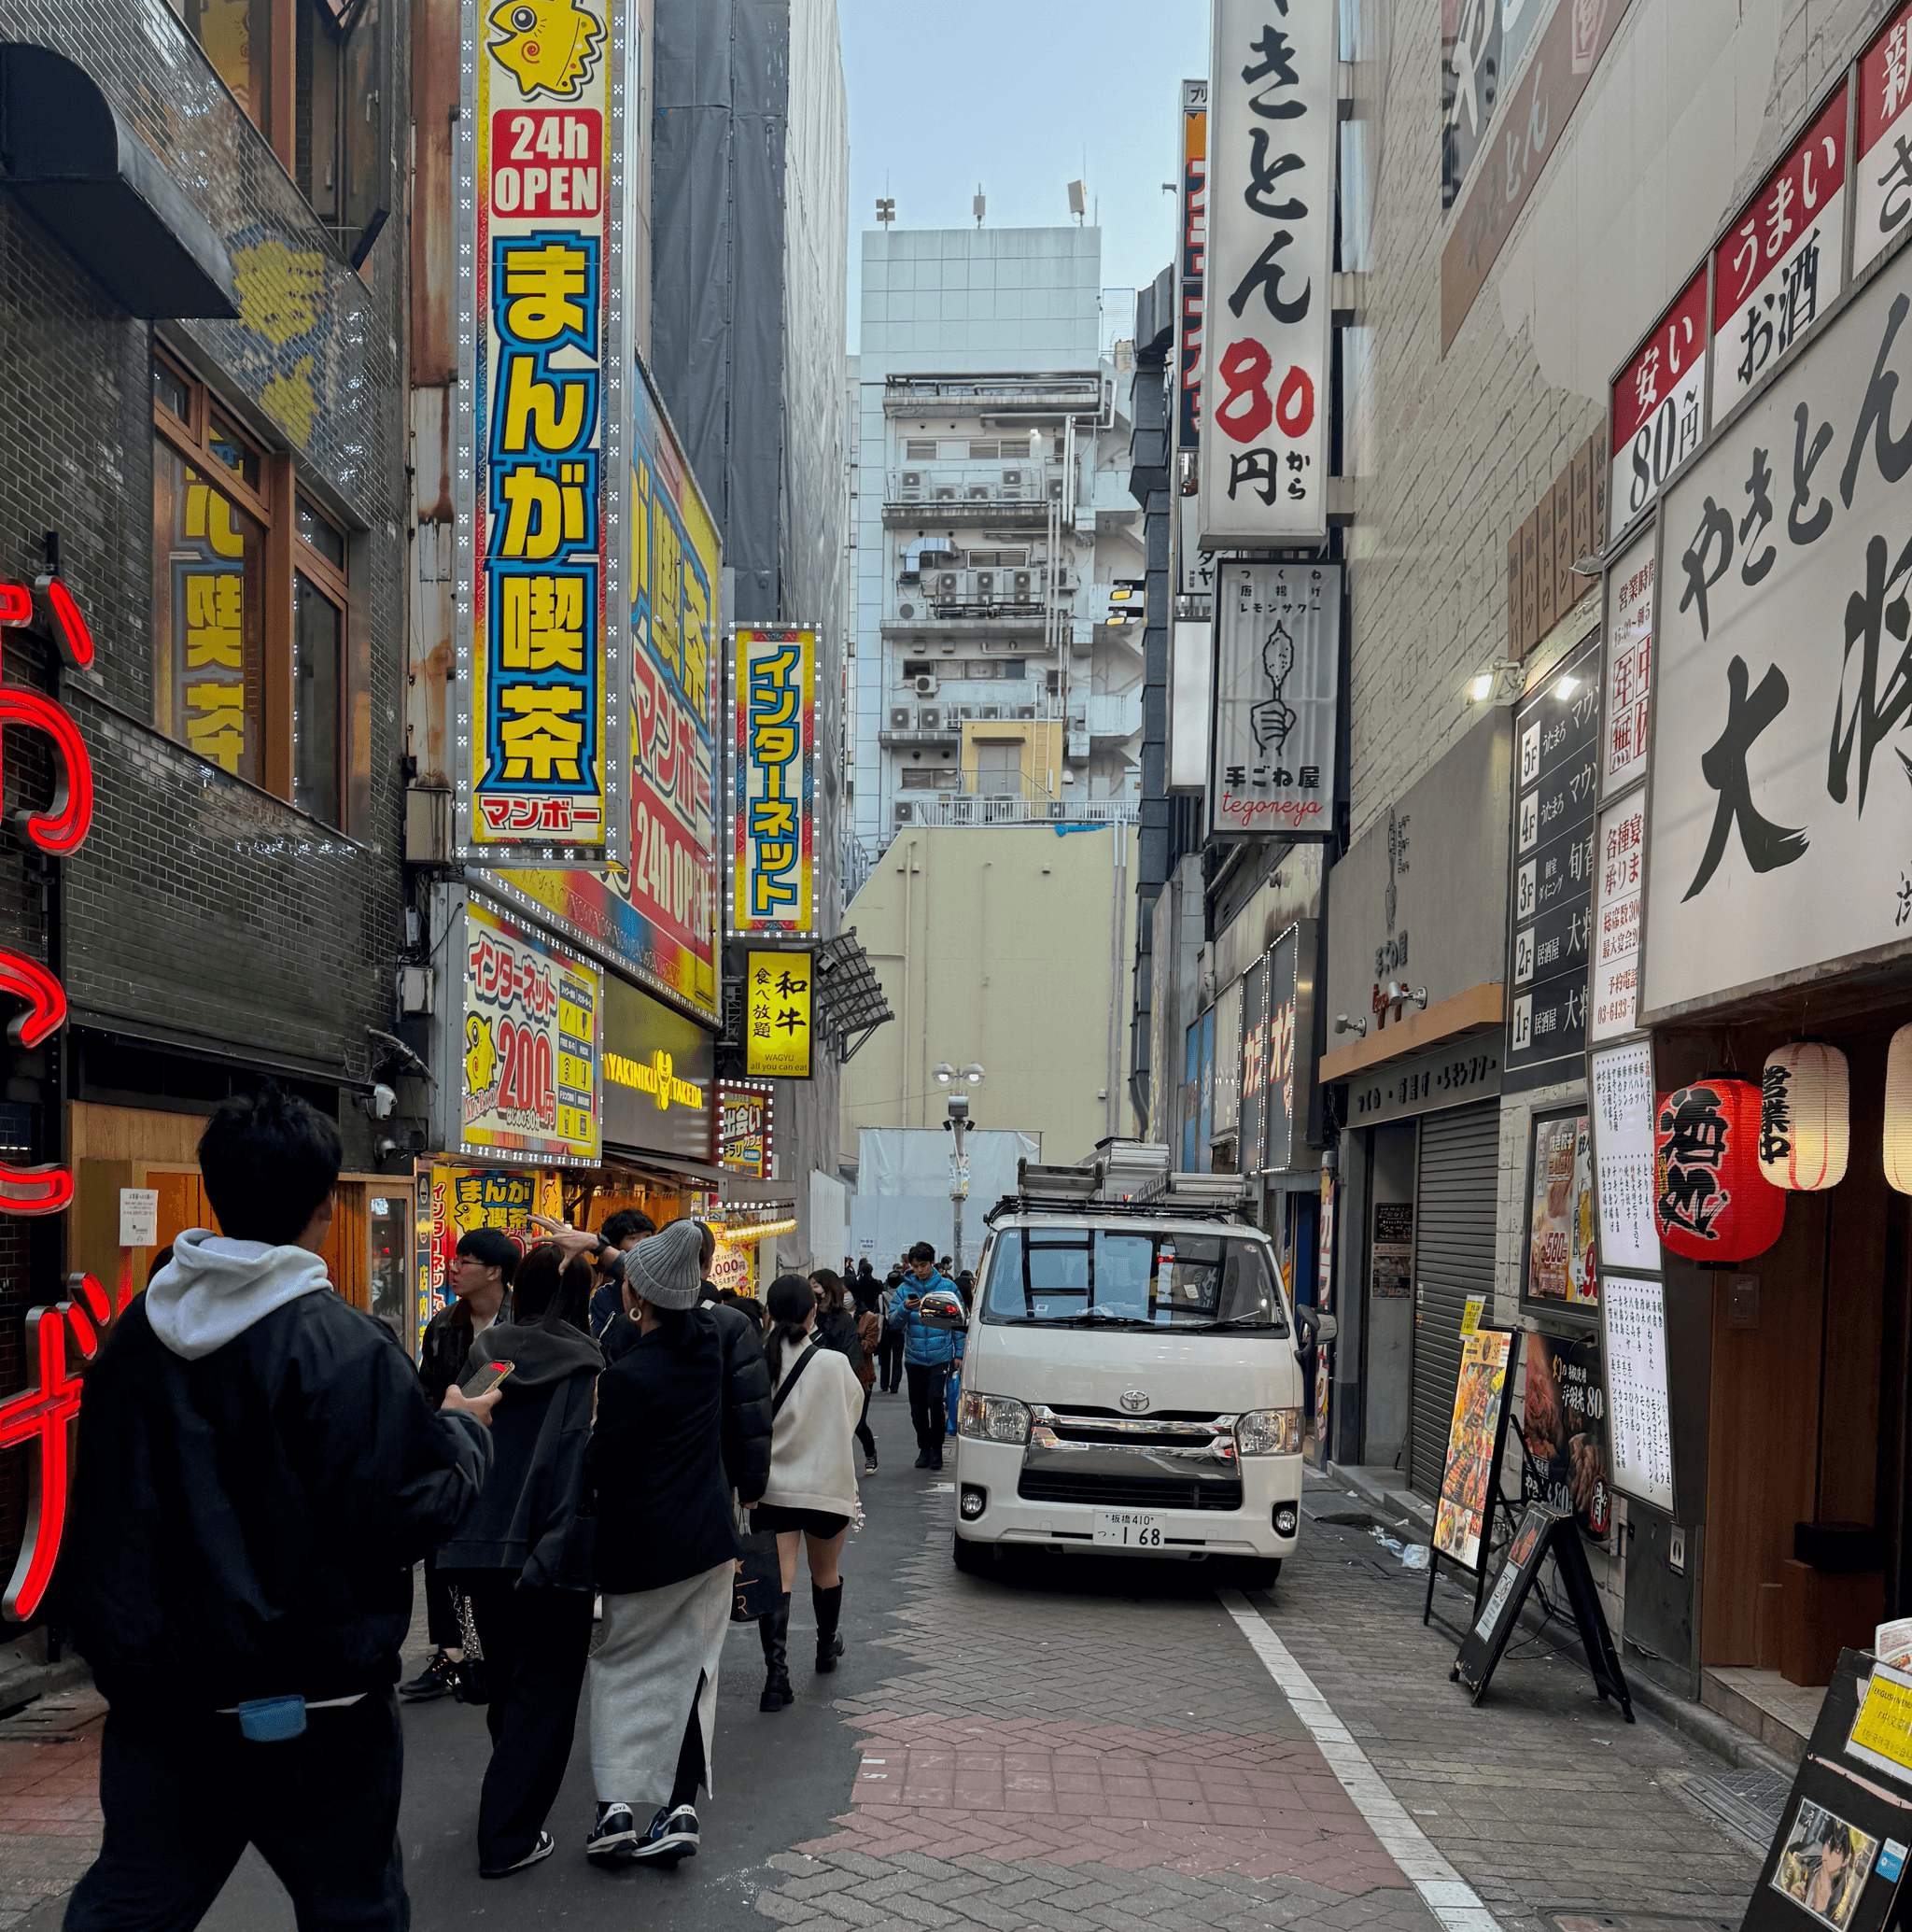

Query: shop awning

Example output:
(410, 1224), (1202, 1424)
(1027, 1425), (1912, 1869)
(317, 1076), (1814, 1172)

(0, 45), (238, 319)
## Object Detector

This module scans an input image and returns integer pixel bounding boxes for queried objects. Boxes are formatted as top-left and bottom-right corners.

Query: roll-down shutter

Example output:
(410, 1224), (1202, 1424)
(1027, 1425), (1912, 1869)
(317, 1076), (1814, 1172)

(1407, 1100), (1500, 1500)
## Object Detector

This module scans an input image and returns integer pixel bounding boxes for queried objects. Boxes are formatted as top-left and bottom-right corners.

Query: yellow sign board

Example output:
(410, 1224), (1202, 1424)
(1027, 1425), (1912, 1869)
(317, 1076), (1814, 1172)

(1460, 1294), (1486, 1336)
(745, 948), (813, 1079)
(1848, 1663), (1912, 1782)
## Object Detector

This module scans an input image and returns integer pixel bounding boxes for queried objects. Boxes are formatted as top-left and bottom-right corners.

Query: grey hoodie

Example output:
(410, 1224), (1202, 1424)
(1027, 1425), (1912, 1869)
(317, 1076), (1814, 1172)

(144, 1227), (332, 1361)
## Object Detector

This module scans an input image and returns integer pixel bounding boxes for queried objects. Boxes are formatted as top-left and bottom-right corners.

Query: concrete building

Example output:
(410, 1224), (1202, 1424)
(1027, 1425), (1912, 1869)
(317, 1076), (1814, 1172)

(839, 822), (1138, 1266)
(848, 225), (1146, 886)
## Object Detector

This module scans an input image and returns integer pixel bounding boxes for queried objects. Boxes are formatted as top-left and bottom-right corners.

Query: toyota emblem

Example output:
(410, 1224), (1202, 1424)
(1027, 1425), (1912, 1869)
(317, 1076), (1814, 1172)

(1118, 1389), (1150, 1414)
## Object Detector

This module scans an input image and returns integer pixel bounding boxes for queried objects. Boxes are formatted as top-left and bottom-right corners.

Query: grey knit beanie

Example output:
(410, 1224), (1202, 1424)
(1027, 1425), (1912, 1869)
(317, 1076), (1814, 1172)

(623, 1219), (704, 1311)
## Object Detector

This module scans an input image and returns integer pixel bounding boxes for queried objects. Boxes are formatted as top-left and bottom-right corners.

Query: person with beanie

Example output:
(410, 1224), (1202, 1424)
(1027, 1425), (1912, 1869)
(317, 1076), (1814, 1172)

(752, 1275), (865, 1713)
(583, 1222), (771, 1869)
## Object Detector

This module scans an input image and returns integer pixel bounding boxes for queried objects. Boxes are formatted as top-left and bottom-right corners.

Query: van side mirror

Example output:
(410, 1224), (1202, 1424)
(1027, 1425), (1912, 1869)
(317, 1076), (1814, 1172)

(914, 1288), (967, 1330)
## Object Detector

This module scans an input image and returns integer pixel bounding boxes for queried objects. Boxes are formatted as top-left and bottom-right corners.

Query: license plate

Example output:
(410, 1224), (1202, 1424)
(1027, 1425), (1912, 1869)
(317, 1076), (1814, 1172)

(1092, 1510), (1165, 1547)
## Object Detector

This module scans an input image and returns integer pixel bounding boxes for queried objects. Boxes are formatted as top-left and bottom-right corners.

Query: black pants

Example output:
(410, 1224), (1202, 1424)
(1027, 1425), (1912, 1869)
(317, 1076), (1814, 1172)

(66, 1691), (406, 1932)
(905, 1361), (948, 1454)
(421, 1548), (460, 1651)
(855, 1384), (876, 1460)
(462, 1575), (594, 1869)
(878, 1333), (904, 1392)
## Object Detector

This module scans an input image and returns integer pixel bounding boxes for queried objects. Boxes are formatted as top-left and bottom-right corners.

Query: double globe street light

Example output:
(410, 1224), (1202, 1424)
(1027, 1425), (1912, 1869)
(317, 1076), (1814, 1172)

(931, 1063), (986, 1269)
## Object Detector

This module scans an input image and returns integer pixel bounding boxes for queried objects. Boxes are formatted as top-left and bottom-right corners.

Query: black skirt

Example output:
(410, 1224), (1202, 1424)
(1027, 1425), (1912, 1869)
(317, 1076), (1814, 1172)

(751, 1502), (851, 1538)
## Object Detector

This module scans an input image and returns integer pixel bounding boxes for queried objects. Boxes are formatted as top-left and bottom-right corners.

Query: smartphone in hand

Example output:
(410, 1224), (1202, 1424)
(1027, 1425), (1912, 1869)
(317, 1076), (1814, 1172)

(460, 1360), (513, 1399)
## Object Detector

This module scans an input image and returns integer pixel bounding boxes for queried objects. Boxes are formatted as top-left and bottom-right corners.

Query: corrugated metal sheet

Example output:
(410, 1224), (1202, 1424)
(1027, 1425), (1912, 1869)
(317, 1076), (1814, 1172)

(1407, 1101), (1499, 1499)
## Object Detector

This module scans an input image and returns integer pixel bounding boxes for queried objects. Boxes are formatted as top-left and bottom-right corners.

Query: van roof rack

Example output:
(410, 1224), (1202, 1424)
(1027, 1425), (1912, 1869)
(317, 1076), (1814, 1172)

(984, 1159), (1255, 1226)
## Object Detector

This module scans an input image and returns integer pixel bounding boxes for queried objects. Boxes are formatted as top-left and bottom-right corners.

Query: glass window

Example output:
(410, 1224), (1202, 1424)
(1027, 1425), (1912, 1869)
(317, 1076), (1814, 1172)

(980, 1229), (1286, 1333)
(153, 440), (265, 783)
(181, 0), (274, 129)
(152, 356), (191, 424)
(207, 416), (261, 494)
(292, 571), (343, 825)
(367, 1192), (411, 1355)
(297, 497), (346, 571)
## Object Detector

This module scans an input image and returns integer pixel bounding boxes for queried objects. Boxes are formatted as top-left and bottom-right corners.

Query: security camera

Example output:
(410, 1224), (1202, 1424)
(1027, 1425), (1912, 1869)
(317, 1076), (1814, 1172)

(359, 1082), (398, 1121)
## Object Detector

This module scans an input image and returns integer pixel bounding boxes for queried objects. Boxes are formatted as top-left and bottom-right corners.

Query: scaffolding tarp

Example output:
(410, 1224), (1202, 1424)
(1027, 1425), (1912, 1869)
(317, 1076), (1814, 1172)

(852, 1127), (1041, 1275)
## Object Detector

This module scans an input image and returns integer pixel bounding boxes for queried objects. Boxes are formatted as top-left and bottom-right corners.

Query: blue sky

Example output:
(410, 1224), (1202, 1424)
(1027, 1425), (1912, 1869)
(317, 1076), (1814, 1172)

(838, 0), (1211, 349)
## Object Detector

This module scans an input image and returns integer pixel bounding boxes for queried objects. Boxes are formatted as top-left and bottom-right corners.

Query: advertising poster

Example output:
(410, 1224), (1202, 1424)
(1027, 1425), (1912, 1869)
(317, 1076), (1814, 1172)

(1591, 1040), (1661, 1272)
(1208, 564), (1343, 840)
(1433, 1327), (1514, 1572)
(457, 0), (631, 862)
(717, 1081), (773, 1178)
(1770, 1798), (1877, 1928)
(1856, 4), (1912, 276)
(733, 627), (816, 935)
(502, 358), (722, 1022)
(1610, 267), (1707, 540)
(1522, 1330), (1611, 1542)
(598, 971), (712, 1163)
(423, 1164), (538, 1319)
(1526, 1111), (1596, 1307)
(1371, 1202), (1413, 1299)
(462, 898), (601, 1164)
(744, 948), (813, 1080)
(1199, 0), (1336, 546)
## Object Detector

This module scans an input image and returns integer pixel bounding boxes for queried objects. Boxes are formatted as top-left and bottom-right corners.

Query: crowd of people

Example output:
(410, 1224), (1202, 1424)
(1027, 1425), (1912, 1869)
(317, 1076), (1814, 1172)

(53, 1083), (978, 1927)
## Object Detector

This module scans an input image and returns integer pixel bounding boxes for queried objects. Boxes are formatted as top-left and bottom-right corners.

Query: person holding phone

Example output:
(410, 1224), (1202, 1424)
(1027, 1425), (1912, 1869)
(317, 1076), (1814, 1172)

(886, 1243), (959, 1469)
(437, 1243), (605, 1878)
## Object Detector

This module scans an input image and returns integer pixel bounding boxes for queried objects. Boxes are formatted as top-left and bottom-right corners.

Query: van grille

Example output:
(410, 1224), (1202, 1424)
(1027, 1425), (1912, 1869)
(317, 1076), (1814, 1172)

(1017, 1472), (1244, 1513)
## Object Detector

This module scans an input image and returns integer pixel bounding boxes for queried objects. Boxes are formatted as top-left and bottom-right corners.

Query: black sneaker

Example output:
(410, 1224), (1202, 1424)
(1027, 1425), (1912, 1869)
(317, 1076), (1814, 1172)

(631, 1804), (700, 1867)
(864, 1453), (879, 1474)
(586, 1802), (639, 1868)
(481, 1830), (555, 1879)
(913, 1450), (932, 1469)
(928, 1451), (944, 1471)
(398, 1651), (456, 1701)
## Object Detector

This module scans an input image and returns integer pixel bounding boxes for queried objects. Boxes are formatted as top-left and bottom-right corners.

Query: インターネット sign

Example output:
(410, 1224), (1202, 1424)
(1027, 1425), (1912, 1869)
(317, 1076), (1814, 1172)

(1641, 249), (1912, 1018)
(457, 0), (633, 863)
(732, 628), (816, 937)
(1208, 562), (1341, 840)
(1198, 0), (1336, 547)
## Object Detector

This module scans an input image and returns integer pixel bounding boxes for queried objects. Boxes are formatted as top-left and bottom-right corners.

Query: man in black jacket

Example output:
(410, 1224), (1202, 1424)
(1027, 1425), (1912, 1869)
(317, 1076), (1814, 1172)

(62, 1085), (497, 1931)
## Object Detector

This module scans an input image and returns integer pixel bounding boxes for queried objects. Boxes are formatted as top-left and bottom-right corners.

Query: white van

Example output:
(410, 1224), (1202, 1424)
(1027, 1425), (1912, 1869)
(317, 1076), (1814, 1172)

(944, 1157), (1326, 1586)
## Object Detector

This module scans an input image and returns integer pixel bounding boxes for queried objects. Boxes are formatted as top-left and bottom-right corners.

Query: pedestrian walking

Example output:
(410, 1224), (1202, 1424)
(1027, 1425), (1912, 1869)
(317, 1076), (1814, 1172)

(403, 1222), (518, 1704)
(811, 1269), (878, 1471)
(876, 1268), (906, 1394)
(583, 1221), (772, 1869)
(753, 1276), (865, 1712)
(61, 1084), (497, 1932)
(849, 1270), (883, 1474)
(436, 1242), (604, 1878)
(887, 1242), (959, 1468)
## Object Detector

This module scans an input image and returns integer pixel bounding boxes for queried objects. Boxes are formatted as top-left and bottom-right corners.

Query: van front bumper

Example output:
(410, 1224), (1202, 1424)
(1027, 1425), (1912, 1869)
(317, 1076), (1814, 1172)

(950, 1435), (1302, 1558)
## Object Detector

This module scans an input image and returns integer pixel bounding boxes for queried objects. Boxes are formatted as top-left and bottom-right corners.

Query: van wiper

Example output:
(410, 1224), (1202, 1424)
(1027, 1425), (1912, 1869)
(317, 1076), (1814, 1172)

(1189, 1311), (1283, 1331)
(1007, 1310), (1159, 1329)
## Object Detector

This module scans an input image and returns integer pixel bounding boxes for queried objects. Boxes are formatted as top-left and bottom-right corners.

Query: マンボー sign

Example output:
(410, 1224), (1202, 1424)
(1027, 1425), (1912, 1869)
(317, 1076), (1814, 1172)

(456, 0), (632, 864)
(1641, 249), (1912, 1018)
(732, 627), (816, 937)
(1198, 0), (1336, 547)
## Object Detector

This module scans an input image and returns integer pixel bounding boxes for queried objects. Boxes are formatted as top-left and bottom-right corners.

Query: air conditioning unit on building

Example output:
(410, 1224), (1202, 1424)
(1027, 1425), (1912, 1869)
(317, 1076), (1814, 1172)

(935, 487), (956, 501)
(1002, 469), (1022, 488)
(976, 571), (994, 596)
(966, 486), (990, 501)
(936, 572), (959, 597)
(889, 707), (912, 728)
(1048, 478), (1064, 501)
(978, 705), (1002, 721)
(1012, 570), (1033, 595)
(898, 601), (915, 618)
(1015, 705), (1036, 719)
(919, 707), (942, 730)
(900, 472), (921, 500)
(1053, 566), (1079, 591)
(955, 705), (976, 721)
(913, 674), (938, 696)
(894, 801), (916, 825)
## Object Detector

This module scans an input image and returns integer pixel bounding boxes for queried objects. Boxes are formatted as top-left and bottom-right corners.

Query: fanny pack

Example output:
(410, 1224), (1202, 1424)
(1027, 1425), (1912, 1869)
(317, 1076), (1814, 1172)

(217, 1692), (367, 1742)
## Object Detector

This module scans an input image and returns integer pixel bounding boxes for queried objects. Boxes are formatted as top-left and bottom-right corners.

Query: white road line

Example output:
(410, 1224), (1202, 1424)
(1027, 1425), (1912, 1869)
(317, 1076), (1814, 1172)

(1216, 1589), (1501, 1932)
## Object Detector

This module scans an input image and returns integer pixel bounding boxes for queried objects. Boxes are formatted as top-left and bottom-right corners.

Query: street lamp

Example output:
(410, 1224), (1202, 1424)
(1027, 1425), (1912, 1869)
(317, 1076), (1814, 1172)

(935, 1061), (986, 1267)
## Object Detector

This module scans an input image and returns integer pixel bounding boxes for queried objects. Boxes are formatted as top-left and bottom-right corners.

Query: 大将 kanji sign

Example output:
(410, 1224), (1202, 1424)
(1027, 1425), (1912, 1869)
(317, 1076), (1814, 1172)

(0, 573), (118, 1620)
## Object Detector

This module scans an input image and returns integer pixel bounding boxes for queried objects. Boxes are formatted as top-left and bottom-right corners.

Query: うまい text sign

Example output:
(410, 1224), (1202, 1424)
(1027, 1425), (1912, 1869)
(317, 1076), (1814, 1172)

(732, 627), (817, 937)
(1197, 0), (1337, 547)
(456, 0), (633, 864)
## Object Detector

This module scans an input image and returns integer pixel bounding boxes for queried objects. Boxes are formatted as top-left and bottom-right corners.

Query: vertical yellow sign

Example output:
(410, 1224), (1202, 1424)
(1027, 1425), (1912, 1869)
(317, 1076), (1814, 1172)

(744, 948), (813, 1079)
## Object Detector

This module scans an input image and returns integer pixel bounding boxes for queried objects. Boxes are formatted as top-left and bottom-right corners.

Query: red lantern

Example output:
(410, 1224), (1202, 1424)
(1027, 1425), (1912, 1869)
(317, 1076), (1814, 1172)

(1653, 1078), (1785, 1262)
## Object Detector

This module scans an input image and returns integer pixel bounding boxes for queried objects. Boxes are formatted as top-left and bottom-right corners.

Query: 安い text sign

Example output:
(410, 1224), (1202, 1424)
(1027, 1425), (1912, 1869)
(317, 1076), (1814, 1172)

(1641, 250), (1912, 1018)
(1198, 0), (1336, 546)
(1208, 563), (1342, 840)
(457, 0), (632, 863)
(733, 627), (816, 936)
(1611, 264), (1708, 537)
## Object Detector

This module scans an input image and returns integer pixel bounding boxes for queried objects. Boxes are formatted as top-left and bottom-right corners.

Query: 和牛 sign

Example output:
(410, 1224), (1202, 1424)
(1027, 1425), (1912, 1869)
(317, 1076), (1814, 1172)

(1197, 0), (1336, 547)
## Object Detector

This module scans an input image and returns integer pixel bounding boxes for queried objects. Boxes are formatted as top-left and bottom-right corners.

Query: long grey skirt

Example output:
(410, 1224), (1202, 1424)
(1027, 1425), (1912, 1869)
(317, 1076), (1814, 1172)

(588, 1558), (733, 1805)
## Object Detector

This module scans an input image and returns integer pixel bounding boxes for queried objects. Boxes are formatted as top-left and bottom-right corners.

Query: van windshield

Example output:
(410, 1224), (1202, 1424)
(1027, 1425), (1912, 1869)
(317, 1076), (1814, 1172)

(979, 1228), (1288, 1333)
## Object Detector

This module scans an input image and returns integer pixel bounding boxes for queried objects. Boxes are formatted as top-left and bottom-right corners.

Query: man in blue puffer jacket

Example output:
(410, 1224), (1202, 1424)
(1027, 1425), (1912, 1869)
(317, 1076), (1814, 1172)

(887, 1242), (957, 1469)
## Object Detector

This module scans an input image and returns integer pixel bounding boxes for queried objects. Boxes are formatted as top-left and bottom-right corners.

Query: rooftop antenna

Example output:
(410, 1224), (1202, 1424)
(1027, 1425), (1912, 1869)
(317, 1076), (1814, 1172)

(1067, 180), (1087, 226)
(974, 184), (986, 228)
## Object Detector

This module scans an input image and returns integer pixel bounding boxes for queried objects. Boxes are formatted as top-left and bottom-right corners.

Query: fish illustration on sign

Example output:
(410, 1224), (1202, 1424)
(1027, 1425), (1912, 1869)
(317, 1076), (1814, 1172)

(487, 0), (604, 101)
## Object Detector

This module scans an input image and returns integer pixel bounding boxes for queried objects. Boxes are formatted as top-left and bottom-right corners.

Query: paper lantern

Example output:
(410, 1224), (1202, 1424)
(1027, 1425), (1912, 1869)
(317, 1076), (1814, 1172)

(1887, 1025), (1912, 1195)
(1758, 1042), (1849, 1191)
(1653, 1078), (1785, 1262)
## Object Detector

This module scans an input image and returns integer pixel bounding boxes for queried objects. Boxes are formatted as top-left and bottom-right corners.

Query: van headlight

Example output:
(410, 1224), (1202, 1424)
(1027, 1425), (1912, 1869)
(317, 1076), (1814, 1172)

(958, 1391), (1032, 1445)
(1235, 1408), (1303, 1456)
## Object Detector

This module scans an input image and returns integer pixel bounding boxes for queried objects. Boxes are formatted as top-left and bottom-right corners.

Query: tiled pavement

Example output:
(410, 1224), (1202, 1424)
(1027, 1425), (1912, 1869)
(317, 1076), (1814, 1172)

(752, 1473), (1763, 1932)
(0, 1694), (104, 1930)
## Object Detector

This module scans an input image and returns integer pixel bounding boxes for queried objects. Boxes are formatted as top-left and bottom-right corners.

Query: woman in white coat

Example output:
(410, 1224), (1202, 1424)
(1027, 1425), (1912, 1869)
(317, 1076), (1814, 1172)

(753, 1274), (865, 1713)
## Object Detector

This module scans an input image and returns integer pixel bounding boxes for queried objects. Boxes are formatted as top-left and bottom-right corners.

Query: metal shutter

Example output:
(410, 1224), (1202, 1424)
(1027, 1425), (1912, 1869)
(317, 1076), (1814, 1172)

(1407, 1101), (1500, 1499)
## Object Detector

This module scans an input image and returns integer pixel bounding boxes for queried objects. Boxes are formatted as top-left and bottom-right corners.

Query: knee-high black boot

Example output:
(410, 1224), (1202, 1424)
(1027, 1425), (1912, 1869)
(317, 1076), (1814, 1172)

(758, 1592), (794, 1712)
(812, 1582), (845, 1672)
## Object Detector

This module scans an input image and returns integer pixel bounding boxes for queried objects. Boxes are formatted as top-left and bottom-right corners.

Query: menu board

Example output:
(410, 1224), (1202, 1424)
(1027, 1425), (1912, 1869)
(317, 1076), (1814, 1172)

(1432, 1328), (1516, 1573)
(1507, 632), (1602, 1091)
(1522, 1330), (1611, 1543)
(1602, 1274), (1674, 1514)
(1589, 792), (1645, 1042)
(1525, 1112), (1596, 1307)
(1591, 1040), (1661, 1272)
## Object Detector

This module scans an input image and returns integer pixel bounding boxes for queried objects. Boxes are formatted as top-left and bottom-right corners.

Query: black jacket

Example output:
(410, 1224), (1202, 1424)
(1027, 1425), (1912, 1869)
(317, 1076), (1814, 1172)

(64, 1294), (491, 1712)
(815, 1305), (862, 1370)
(436, 1319), (602, 1589)
(419, 1291), (513, 1407)
(586, 1303), (771, 1594)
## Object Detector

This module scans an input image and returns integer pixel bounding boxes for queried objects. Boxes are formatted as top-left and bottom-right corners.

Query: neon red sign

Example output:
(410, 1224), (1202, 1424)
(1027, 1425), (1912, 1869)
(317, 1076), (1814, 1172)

(0, 575), (102, 1617)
